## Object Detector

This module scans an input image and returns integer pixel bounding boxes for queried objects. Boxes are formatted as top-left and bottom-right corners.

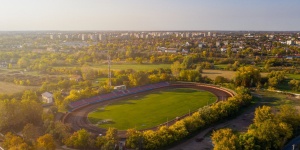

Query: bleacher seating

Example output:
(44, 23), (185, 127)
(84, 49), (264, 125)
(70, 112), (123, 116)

(69, 82), (170, 111)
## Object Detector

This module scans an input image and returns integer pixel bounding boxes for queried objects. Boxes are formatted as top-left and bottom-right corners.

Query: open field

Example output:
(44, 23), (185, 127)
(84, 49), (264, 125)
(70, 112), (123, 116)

(202, 69), (268, 80)
(287, 74), (300, 80)
(92, 63), (171, 71)
(202, 69), (236, 80)
(53, 63), (171, 71)
(88, 88), (217, 130)
(0, 81), (39, 94)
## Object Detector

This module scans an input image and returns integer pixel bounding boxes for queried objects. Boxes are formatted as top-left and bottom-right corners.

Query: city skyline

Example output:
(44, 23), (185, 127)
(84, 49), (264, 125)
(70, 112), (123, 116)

(1, 0), (300, 31)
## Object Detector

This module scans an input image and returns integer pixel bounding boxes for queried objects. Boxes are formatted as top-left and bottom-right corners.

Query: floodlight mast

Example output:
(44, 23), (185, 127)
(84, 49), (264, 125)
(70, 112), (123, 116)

(108, 54), (111, 88)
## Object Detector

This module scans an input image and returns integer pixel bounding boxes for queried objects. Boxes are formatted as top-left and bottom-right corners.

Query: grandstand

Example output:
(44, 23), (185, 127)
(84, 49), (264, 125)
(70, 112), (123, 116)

(68, 82), (170, 111)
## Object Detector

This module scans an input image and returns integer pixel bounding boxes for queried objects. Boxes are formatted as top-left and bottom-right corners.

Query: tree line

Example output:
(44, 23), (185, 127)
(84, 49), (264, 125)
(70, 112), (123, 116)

(212, 105), (300, 150)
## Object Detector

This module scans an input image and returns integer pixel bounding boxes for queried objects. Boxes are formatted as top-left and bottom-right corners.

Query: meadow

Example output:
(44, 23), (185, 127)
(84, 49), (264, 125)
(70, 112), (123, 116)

(92, 63), (171, 71)
(0, 81), (38, 94)
(88, 88), (216, 130)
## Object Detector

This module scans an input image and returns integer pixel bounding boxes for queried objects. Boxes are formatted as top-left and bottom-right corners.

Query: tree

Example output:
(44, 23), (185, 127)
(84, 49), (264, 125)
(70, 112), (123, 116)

(65, 129), (93, 149)
(239, 133), (261, 150)
(195, 65), (202, 73)
(143, 130), (160, 150)
(81, 65), (96, 80)
(267, 71), (285, 88)
(47, 121), (71, 144)
(214, 76), (229, 84)
(289, 79), (300, 91)
(95, 135), (106, 149)
(135, 57), (143, 64)
(21, 99), (43, 126)
(235, 66), (261, 87)
(149, 55), (156, 63)
(128, 71), (149, 87)
(253, 106), (274, 125)
(181, 56), (193, 69)
(247, 119), (292, 149)
(126, 129), (143, 149)
(36, 134), (56, 150)
(0, 99), (22, 130)
(3, 132), (32, 150)
(277, 105), (300, 132)
(227, 46), (232, 58)
(211, 128), (240, 150)
(22, 90), (39, 102)
(104, 127), (119, 150)
(22, 123), (40, 142)
(17, 57), (30, 68)
(53, 91), (64, 111)
(171, 61), (182, 78)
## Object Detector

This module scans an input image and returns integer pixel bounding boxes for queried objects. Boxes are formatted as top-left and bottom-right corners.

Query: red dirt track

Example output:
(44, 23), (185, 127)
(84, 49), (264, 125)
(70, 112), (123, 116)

(62, 83), (235, 137)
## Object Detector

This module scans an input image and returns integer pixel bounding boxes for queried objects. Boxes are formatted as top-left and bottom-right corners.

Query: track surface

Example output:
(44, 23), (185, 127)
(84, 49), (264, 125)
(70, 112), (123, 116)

(63, 83), (234, 137)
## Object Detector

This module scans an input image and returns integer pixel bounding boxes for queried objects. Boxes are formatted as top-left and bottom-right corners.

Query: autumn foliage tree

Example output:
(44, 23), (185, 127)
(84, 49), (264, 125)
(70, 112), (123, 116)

(211, 105), (300, 150)
(211, 128), (240, 150)
(36, 134), (56, 150)
(235, 66), (261, 87)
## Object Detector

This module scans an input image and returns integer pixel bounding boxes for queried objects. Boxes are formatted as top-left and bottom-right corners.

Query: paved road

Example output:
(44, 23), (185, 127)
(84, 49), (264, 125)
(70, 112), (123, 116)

(283, 136), (300, 150)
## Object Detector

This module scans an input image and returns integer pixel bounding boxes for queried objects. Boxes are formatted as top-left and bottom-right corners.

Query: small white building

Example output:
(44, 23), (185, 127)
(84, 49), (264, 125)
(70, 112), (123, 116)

(220, 48), (227, 52)
(41, 92), (53, 104)
(114, 85), (127, 91)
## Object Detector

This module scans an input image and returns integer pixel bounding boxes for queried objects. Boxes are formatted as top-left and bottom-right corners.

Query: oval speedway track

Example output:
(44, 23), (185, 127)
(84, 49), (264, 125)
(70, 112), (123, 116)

(62, 83), (235, 137)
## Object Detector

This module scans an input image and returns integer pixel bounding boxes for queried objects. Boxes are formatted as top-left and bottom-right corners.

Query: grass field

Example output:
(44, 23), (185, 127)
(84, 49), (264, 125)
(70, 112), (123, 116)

(202, 69), (268, 80)
(88, 88), (217, 130)
(0, 81), (39, 94)
(92, 63), (171, 71)
(287, 74), (300, 80)
(202, 69), (236, 80)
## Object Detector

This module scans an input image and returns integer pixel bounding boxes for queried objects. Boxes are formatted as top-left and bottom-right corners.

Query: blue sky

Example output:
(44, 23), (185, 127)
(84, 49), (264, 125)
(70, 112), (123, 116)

(0, 0), (299, 31)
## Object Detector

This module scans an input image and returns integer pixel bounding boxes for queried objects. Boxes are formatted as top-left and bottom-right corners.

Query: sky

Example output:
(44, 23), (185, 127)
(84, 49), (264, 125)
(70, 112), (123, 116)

(0, 0), (299, 31)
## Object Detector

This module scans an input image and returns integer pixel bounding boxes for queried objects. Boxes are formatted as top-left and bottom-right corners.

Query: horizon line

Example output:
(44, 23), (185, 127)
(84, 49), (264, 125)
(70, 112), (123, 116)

(0, 30), (300, 32)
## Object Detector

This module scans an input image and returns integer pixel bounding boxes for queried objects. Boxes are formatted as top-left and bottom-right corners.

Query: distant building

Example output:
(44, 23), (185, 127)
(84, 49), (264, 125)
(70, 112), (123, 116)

(81, 34), (88, 41)
(89, 34), (97, 41)
(182, 49), (189, 54)
(287, 40), (294, 45)
(220, 48), (227, 52)
(207, 32), (211, 37)
(50, 34), (56, 40)
(99, 34), (106, 41)
(224, 41), (229, 45)
(198, 43), (204, 48)
(41, 92), (53, 104)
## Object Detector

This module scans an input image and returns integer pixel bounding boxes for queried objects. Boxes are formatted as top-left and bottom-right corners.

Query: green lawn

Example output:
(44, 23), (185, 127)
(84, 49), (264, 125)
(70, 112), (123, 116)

(214, 64), (228, 69)
(88, 88), (216, 130)
(254, 90), (300, 107)
(287, 74), (300, 80)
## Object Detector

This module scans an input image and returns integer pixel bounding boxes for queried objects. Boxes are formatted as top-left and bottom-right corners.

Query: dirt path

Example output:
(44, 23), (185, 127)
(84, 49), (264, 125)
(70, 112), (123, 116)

(169, 90), (300, 150)
(169, 103), (257, 150)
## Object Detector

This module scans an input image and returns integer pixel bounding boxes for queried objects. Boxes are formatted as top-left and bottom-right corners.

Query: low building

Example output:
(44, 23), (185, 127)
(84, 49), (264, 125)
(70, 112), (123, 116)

(287, 40), (294, 45)
(114, 85), (126, 91)
(157, 47), (178, 53)
(220, 48), (227, 52)
(41, 92), (53, 104)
